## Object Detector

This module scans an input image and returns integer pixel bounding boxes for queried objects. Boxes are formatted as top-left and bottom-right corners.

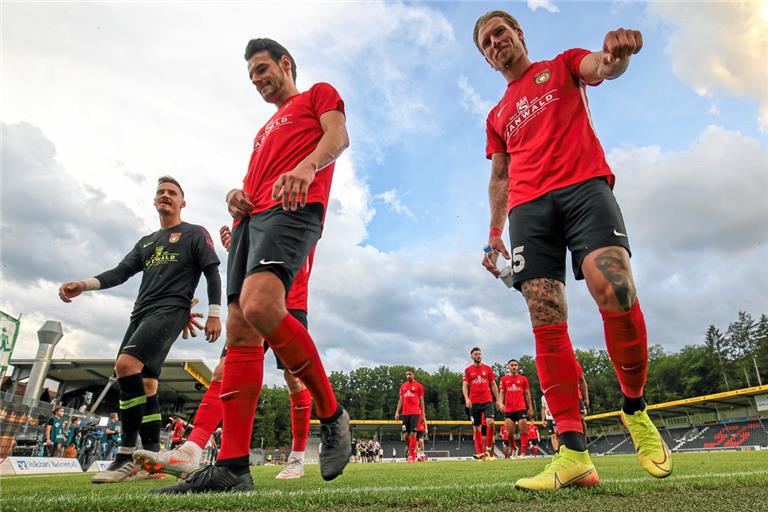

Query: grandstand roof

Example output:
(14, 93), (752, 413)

(8, 358), (212, 405)
(586, 384), (768, 426)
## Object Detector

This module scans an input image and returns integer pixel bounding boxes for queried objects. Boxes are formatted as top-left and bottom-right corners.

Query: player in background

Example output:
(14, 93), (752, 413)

(416, 414), (428, 462)
(395, 369), (426, 463)
(58, 176), (221, 484)
(500, 422), (511, 458)
(134, 226), (315, 481)
(462, 347), (500, 460)
(475, 10), (671, 489)
(541, 395), (558, 452)
(498, 359), (534, 458)
(526, 421), (541, 457)
(169, 416), (188, 449)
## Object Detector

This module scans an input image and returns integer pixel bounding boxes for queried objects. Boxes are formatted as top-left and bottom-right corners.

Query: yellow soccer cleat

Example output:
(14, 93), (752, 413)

(622, 408), (673, 478)
(514, 446), (599, 491)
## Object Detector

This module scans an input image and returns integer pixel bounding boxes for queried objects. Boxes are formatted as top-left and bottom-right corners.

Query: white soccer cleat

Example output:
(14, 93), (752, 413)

(132, 446), (201, 479)
(275, 455), (305, 480)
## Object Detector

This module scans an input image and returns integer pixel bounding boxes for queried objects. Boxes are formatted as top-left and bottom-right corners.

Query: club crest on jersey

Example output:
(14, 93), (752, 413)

(534, 70), (551, 85)
(169, 232), (182, 243)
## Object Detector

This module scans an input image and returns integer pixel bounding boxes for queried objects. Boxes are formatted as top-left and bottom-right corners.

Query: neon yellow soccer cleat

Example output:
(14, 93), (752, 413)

(514, 446), (599, 491)
(622, 408), (673, 478)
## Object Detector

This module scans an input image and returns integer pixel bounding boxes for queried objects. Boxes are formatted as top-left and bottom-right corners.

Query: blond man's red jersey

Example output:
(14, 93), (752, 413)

(242, 82), (345, 215)
(464, 364), (496, 403)
(485, 49), (613, 210)
(399, 381), (424, 416)
(500, 373), (529, 413)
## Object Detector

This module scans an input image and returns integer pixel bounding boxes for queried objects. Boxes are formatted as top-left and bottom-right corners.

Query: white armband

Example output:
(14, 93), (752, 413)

(208, 304), (221, 318)
(82, 278), (101, 291)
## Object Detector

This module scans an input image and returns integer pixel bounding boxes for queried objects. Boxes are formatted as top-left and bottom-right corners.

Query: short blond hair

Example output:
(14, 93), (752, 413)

(473, 10), (528, 55)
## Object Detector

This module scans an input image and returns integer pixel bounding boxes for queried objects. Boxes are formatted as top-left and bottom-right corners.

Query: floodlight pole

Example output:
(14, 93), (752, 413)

(90, 376), (117, 414)
(22, 321), (64, 405)
(753, 356), (762, 387)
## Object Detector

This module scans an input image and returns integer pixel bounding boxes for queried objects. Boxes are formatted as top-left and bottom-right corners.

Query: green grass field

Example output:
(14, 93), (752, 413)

(1, 451), (767, 512)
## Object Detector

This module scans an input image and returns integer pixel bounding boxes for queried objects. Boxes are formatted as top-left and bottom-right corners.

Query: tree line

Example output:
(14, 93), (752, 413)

(250, 310), (767, 448)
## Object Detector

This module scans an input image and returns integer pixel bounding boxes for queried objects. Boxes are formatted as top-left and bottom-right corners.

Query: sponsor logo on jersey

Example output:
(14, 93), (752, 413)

(504, 90), (559, 140)
(169, 232), (182, 243)
(534, 70), (551, 85)
(145, 245), (179, 268)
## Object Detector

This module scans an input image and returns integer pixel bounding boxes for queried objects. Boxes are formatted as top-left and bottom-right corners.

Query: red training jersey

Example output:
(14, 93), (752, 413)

(464, 364), (496, 404)
(242, 82), (345, 215)
(172, 420), (184, 442)
(527, 422), (539, 439)
(485, 49), (613, 210)
(417, 416), (426, 433)
(399, 381), (424, 416)
(500, 373), (529, 413)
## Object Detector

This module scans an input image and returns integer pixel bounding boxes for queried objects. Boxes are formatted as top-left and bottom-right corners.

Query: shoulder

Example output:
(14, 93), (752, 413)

(309, 82), (340, 96)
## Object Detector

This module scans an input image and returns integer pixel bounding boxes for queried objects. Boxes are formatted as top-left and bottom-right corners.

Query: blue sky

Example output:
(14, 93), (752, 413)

(2, 1), (766, 385)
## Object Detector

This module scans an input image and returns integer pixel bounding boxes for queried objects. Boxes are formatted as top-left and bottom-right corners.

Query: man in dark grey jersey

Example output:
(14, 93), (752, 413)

(58, 176), (221, 484)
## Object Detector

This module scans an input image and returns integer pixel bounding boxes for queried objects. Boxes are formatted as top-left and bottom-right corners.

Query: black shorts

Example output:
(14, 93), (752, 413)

(227, 204), (322, 302)
(219, 309), (308, 371)
(546, 419), (556, 436)
(507, 178), (631, 290)
(416, 431), (425, 440)
(118, 305), (189, 378)
(401, 414), (419, 434)
(529, 437), (539, 446)
(470, 402), (495, 426)
(505, 410), (528, 422)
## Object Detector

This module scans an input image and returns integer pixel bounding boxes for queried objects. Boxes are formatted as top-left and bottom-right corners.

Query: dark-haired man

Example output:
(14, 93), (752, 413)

(462, 347), (499, 460)
(475, 10), (670, 490)
(158, 37), (350, 493)
(58, 176), (221, 483)
(395, 368), (425, 463)
(498, 359), (533, 458)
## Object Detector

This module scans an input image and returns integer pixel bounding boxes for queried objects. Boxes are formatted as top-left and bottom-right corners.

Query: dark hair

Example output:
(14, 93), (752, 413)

(470, 347), (481, 354)
(157, 175), (184, 198)
(406, 368), (415, 374)
(244, 38), (297, 82)
(473, 10), (528, 55)
(508, 359), (518, 365)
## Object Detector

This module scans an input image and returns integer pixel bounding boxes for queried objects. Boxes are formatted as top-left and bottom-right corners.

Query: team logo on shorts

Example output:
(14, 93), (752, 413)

(534, 70), (551, 85)
(169, 232), (182, 243)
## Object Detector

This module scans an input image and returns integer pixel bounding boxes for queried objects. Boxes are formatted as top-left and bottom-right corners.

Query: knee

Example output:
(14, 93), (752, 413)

(241, 296), (282, 332)
(521, 279), (568, 326)
(284, 370), (305, 393)
(226, 314), (261, 348)
(114, 355), (142, 377)
(592, 277), (636, 312)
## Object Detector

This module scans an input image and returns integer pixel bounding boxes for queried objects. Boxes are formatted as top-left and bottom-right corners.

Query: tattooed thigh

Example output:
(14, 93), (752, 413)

(520, 278), (567, 327)
(584, 246), (636, 311)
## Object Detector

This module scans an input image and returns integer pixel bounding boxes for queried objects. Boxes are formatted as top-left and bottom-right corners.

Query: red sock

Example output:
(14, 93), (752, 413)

(290, 389), (311, 452)
(485, 425), (495, 450)
(408, 435), (418, 457)
(266, 314), (338, 419)
(217, 346), (264, 461)
(187, 380), (223, 449)
(508, 431), (517, 453)
(602, 300), (648, 399)
(534, 324), (583, 433)
(473, 431), (484, 454)
(533, 445), (539, 456)
(520, 433), (529, 455)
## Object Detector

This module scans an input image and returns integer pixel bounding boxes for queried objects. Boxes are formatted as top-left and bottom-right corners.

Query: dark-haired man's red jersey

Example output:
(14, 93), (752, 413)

(500, 374), (529, 412)
(171, 419), (185, 443)
(242, 83), (345, 216)
(464, 364), (496, 403)
(527, 422), (539, 440)
(399, 381), (424, 416)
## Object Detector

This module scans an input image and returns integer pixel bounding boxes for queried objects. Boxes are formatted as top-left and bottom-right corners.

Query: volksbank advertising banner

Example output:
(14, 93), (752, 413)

(0, 457), (82, 475)
(0, 310), (21, 372)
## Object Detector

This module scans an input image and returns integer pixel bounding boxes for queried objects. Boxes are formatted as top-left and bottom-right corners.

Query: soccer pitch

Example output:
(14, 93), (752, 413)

(1, 452), (767, 512)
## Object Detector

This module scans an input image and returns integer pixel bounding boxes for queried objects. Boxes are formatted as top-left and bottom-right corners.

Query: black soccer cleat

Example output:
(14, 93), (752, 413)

(319, 407), (351, 481)
(147, 464), (253, 494)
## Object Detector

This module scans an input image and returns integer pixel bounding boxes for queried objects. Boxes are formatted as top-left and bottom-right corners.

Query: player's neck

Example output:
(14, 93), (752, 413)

(159, 213), (183, 230)
(473, 361), (482, 367)
(274, 85), (301, 108)
(502, 55), (533, 83)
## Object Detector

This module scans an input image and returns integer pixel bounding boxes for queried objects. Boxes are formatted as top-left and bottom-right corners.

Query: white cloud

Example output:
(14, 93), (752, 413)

(527, 0), (560, 14)
(648, 1), (768, 130)
(374, 189), (414, 219)
(457, 76), (494, 125)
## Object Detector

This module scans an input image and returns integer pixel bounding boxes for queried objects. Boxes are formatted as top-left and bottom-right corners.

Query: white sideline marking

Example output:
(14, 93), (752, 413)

(5, 469), (767, 502)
